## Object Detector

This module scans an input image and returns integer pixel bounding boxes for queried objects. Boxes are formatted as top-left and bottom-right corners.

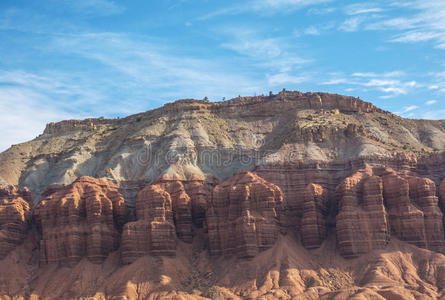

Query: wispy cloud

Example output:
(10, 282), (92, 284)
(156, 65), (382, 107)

(304, 26), (320, 35)
(219, 27), (310, 74)
(50, 32), (265, 100)
(198, 0), (332, 20)
(0, 73), (81, 151)
(344, 3), (384, 15)
(363, 0), (445, 49)
(339, 16), (367, 32)
(321, 70), (418, 98)
(426, 99), (437, 105)
(266, 73), (308, 85)
(57, 0), (125, 16)
(395, 105), (419, 117)
(421, 109), (445, 119)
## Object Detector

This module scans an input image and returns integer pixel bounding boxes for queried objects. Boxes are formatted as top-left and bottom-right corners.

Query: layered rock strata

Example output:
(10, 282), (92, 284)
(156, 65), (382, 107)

(156, 181), (193, 243)
(336, 167), (389, 258)
(439, 178), (445, 229)
(206, 172), (283, 258)
(301, 183), (329, 249)
(34, 176), (127, 266)
(121, 185), (176, 264)
(336, 166), (445, 258)
(407, 176), (444, 252)
(0, 185), (31, 258)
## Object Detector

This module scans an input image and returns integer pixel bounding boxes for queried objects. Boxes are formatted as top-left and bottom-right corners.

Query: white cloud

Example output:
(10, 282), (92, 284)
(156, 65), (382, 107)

(421, 109), (445, 119)
(267, 73), (308, 85)
(0, 84), (79, 152)
(344, 3), (384, 15)
(198, 0), (332, 19)
(391, 31), (441, 43)
(307, 7), (336, 15)
(322, 78), (349, 85)
(364, 0), (445, 49)
(396, 105), (419, 116)
(254, 0), (332, 9)
(339, 16), (366, 32)
(304, 26), (320, 35)
(352, 71), (405, 78)
(60, 0), (125, 16)
(321, 70), (418, 98)
(219, 27), (309, 72)
(426, 99), (437, 105)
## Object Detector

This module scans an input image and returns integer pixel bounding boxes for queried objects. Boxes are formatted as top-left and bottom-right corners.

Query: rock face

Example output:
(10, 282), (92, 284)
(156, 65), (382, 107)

(439, 178), (445, 231)
(156, 181), (194, 243)
(121, 185), (176, 264)
(336, 166), (445, 258)
(407, 176), (444, 252)
(301, 183), (328, 249)
(336, 167), (389, 258)
(34, 176), (127, 266)
(0, 185), (31, 258)
(206, 172), (283, 258)
(2, 93), (445, 299)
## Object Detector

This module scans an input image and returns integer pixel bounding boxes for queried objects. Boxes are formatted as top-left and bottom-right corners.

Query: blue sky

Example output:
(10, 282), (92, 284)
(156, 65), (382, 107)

(1, 0), (445, 151)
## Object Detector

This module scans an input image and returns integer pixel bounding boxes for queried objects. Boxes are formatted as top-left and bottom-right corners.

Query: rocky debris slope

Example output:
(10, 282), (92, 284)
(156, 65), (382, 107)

(206, 172), (283, 258)
(0, 185), (31, 258)
(34, 176), (127, 266)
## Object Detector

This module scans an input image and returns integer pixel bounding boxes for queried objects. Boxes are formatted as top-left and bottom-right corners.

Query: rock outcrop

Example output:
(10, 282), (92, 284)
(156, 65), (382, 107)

(407, 176), (444, 252)
(0, 185), (31, 258)
(34, 176), (127, 266)
(206, 172), (283, 258)
(301, 183), (328, 249)
(382, 172), (427, 249)
(439, 178), (445, 230)
(121, 185), (176, 264)
(336, 167), (389, 258)
(2, 92), (445, 298)
(336, 166), (445, 258)
(156, 181), (194, 243)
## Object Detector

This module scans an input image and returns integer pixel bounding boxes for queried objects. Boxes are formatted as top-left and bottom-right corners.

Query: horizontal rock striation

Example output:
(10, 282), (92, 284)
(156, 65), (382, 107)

(336, 166), (445, 258)
(34, 176), (127, 266)
(206, 172), (283, 258)
(336, 167), (389, 258)
(156, 181), (193, 243)
(121, 185), (176, 264)
(407, 176), (444, 252)
(0, 185), (31, 258)
(301, 183), (329, 249)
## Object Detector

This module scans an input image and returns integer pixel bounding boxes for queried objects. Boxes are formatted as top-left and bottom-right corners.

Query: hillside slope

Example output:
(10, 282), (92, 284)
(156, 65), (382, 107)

(0, 91), (445, 299)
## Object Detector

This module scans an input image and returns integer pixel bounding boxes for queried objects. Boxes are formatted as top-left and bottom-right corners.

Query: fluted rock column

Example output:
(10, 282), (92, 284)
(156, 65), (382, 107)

(34, 177), (127, 266)
(336, 169), (389, 258)
(206, 172), (283, 258)
(121, 185), (176, 264)
(158, 181), (193, 243)
(0, 185), (31, 259)
(408, 177), (444, 252)
(301, 183), (328, 249)
(382, 173), (427, 248)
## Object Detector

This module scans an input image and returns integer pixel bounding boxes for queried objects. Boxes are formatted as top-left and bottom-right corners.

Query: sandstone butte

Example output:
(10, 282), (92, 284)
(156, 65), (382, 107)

(1, 91), (445, 299)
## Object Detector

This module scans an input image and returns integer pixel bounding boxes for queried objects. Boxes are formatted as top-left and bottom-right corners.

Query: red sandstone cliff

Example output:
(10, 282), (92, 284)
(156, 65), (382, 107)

(34, 176), (127, 266)
(0, 93), (444, 299)
(0, 185), (31, 258)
